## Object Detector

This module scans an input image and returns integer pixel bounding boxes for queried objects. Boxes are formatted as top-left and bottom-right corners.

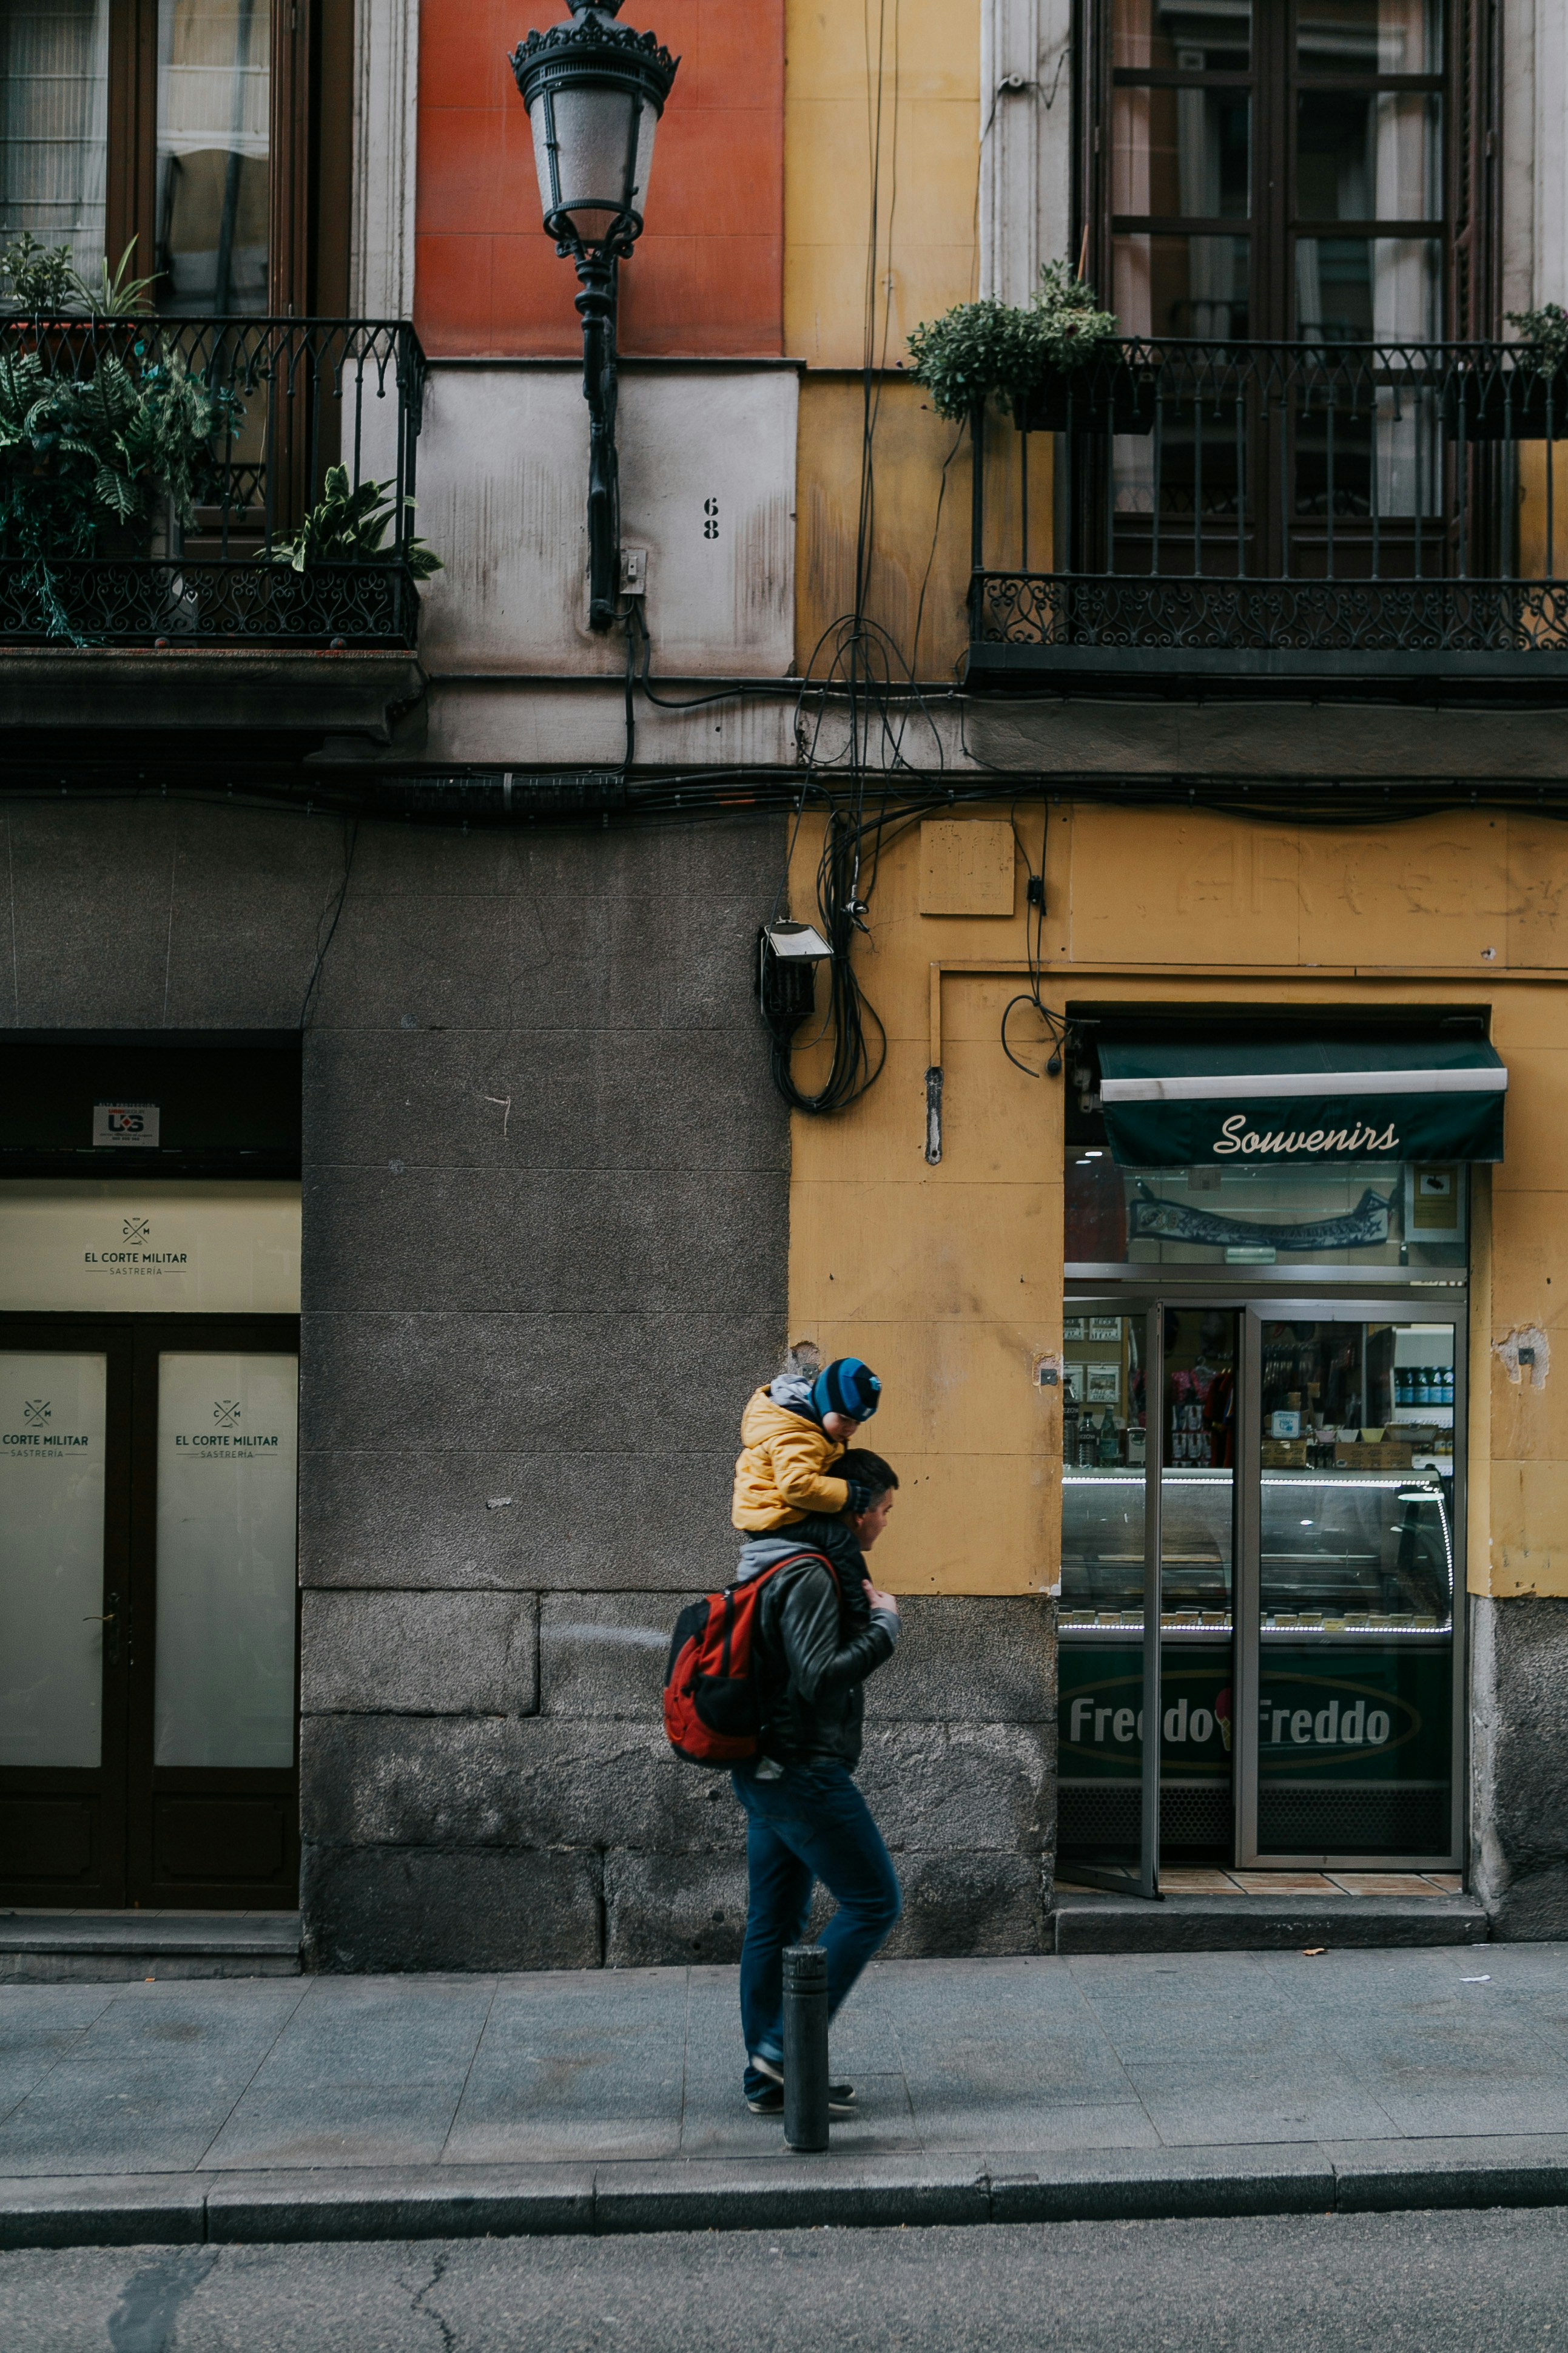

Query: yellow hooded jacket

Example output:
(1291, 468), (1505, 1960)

(731, 1386), (850, 1531)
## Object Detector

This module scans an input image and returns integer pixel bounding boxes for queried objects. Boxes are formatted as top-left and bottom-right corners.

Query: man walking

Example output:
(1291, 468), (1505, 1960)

(728, 1448), (903, 2115)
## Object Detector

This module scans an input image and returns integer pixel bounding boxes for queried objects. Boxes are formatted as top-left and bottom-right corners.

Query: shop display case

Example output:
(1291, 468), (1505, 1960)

(1058, 1462), (1455, 1862)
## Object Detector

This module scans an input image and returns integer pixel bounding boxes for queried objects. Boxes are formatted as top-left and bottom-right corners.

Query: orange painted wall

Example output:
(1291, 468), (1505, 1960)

(416, 0), (784, 357)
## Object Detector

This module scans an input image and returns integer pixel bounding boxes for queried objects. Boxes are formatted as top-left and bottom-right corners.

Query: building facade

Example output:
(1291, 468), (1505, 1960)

(3, 0), (1568, 1963)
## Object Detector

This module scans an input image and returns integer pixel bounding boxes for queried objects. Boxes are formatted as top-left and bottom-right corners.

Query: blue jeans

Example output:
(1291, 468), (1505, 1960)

(732, 1761), (902, 2091)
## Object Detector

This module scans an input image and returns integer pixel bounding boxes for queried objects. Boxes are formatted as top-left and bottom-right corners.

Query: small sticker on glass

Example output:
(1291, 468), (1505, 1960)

(92, 1103), (160, 1149)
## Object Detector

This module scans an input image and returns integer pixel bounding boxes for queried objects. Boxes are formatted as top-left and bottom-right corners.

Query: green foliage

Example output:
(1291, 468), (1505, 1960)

(907, 260), (1122, 422)
(1031, 258), (1121, 369)
(74, 243), (161, 319)
(0, 237), (78, 315)
(269, 464), (442, 577)
(0, 232), (214, 633)
(1507, 303), (1568, 374)
(0, 338), (240, 561)
(907, 297), (1046, 422)
(0, 234), (156, 318)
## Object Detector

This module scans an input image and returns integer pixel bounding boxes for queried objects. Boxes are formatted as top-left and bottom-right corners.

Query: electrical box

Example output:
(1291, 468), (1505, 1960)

(919, 820), (1015, 916)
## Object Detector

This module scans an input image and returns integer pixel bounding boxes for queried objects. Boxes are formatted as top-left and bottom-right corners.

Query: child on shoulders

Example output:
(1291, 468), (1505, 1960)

(732, 1345), (883, 1532)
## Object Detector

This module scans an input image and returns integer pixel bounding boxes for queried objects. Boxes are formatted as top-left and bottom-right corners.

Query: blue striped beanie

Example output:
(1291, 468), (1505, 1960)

(812, 1357), (881, 1423)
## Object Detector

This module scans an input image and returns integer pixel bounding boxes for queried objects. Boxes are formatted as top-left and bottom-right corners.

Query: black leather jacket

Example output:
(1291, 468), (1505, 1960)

(740, 1515), (898, 1771)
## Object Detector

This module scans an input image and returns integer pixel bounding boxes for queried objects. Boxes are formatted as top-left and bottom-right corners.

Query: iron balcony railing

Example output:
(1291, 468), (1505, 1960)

(969, 338), (1568, 686)
(0, 316), (426, 648)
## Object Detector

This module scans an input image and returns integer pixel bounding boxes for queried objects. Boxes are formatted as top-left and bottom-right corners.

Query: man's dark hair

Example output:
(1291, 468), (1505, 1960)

(837, 1446), (898, 1501)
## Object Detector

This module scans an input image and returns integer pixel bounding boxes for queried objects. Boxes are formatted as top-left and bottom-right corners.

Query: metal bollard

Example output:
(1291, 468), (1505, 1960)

(782, 1942), (830, 2152)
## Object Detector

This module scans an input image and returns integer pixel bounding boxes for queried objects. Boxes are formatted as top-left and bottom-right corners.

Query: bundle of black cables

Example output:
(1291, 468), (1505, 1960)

(758, 800), (887, 1115)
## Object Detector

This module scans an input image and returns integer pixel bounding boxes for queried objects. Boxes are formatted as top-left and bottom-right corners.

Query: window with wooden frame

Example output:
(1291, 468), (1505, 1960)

(1083, 0), (1498, 346)
(1057, 0), (1507, 587)
(0, 0), (352, 317)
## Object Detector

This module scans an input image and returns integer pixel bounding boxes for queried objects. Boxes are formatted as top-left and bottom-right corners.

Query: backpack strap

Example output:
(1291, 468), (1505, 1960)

(732, 1548), (841, 1602)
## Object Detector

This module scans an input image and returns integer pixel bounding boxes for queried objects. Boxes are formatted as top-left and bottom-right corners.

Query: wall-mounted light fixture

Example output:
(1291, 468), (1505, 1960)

(511, 2), (679, 632)
(763, 922), (833, 962)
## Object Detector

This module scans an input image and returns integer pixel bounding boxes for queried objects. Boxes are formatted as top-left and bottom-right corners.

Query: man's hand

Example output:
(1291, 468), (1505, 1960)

(863, 1578), (900, 1618)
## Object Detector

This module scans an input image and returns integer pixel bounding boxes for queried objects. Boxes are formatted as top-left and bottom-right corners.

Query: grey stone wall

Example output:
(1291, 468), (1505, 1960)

(1472, 1594), (1568, 1937)
(293, 814), (792, 1968)
(1, 796), (1060, 1970)
(299, 1588), (1055, 1971)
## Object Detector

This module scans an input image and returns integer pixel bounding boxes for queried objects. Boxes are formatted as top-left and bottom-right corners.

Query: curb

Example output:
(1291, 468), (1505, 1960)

(7, 2137), (1568, 2250)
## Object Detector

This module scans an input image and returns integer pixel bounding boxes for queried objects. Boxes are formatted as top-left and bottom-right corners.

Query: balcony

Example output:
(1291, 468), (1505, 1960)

(0, 316), (426, 650)
(967, 339), (1568, 698)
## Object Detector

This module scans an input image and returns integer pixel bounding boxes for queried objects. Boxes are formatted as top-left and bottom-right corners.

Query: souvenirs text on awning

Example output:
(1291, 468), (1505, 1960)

(1098, 1036), (1507, 1168)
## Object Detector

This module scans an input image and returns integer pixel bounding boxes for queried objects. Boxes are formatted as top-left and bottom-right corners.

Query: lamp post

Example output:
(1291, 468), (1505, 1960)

(511, 2), (679, 632)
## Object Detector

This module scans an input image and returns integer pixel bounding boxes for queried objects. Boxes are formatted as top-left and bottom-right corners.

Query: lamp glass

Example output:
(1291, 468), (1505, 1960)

(529, 81), (659, 246)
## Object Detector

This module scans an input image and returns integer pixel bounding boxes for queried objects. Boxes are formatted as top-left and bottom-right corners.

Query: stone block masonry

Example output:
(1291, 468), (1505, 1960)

(301, 1592), (1055, 1971)
(1472, 1595), (1568, 1938)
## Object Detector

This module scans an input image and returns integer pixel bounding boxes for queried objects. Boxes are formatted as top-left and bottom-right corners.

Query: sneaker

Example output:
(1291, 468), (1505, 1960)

(750, 2051), (856, 2104)
(744, 2073), (857, 2117)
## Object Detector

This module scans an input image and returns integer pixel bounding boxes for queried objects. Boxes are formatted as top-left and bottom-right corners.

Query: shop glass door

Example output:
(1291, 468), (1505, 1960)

(1060, 1293), (1463, 1886)
(1237, 1308), (1461, 1866)
(0, 1314), (300, 1908)
(1058, 1308), (1162, 1894)
(1060, 1302), (1241, 1891)
(1155, 1308), (1239, 1860)
(0, 1332), (130, 1900)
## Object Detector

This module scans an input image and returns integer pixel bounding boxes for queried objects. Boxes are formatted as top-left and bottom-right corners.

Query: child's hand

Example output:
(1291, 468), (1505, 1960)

(863, 1578), (900, 1617)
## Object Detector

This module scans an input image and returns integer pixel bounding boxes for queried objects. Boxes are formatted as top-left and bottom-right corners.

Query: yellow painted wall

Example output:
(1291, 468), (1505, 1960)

(785, 5), (1053, 677)
(787, 806), (1063, 1595)
(1517, 441), (1568, 580)
(794, 380), (1053, 676)
(784, 804), (1568, 1602)
(784, 0), (981, 370)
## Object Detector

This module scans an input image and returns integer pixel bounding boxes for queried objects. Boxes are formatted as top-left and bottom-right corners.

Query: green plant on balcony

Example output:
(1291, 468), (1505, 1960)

(908, 260), (1121, 422)
(0, 237), (238, 637)
(0, 234), (158, 319)
(269, 464), (442, 578)
(1506, 303), (1568, 373)
(0, 345), (238, 559)
(1445, 302), (1568, 441)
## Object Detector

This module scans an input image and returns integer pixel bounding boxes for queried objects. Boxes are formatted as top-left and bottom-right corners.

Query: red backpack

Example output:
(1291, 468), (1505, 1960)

(663, 1552), (838, 1766)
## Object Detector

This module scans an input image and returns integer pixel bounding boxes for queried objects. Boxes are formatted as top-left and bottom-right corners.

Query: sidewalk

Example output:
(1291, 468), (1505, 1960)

(6, 1947), (1568, 2247)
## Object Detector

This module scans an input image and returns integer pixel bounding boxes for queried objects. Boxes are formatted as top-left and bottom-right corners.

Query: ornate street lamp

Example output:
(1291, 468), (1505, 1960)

(511, 2), (679, 630)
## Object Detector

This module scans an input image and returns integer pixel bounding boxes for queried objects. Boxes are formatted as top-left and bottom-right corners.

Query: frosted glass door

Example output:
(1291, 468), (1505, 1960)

(0, 1352), (107, 1768)
(154, 1352), (298, 1768)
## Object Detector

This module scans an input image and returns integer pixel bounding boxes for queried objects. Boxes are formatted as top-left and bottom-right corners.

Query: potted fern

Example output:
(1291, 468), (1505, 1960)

(908, 260), (1156, 436)
(265, 464), (442, 633)
(0, 235), (241, 633)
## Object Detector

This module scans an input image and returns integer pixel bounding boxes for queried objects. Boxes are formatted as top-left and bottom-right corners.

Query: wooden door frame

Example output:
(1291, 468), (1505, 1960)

(104, 0), (353, 319)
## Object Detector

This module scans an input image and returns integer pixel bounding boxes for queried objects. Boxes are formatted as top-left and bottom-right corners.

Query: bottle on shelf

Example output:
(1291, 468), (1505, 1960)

(1097, 1406), (1120, 1466)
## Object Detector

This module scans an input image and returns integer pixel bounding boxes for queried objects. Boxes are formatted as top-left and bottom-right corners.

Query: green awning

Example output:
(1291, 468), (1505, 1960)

(1099, 1036), (1507, 1167)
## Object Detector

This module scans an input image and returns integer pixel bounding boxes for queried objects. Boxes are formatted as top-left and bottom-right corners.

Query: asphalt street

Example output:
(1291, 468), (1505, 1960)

(1, 2208), (1564, 2352)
